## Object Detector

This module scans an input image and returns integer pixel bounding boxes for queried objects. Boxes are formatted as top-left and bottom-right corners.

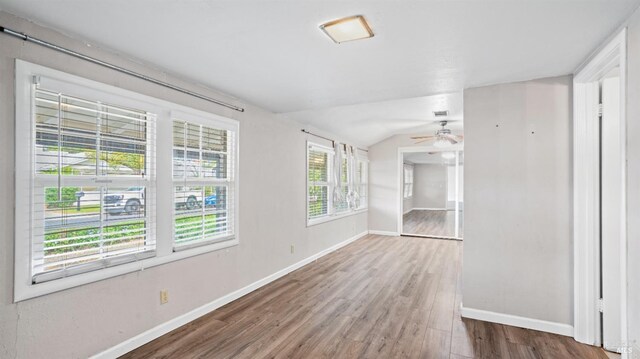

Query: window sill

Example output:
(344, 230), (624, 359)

(15, 238), (239, 302)
(307, 208), (367, 227)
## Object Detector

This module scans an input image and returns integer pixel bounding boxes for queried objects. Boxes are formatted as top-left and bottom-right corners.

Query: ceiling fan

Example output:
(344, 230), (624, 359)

(411, 120), (463, 146)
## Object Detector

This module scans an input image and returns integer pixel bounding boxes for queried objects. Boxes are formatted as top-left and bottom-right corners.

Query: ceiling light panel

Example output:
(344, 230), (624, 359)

(319, 15), (374, 44)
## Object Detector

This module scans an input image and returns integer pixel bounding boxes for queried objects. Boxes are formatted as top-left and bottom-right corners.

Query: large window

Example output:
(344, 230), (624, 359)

(306, 142), (368, 225)
(31, 86), (155, 284)
(15, 60), (239, 301)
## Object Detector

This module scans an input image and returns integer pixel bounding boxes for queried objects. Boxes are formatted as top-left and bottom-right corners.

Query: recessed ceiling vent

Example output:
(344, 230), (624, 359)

(433, 110), (449, 117)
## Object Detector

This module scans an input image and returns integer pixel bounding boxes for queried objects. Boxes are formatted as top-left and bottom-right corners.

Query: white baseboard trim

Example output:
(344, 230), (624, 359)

(91, 230), (369, 359)
(368, 230), (400, 236)
(412, 207), (450, 211)
(460, 305), (574, 337)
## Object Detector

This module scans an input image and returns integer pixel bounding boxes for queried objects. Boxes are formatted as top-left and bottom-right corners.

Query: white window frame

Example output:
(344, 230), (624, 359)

(356, 156), (369, 210)
(306, 142), (334, 224)
(306, 141), (367, 226)
(403, 164), (414, 199)
(171, 111), (238, 250)
(29, 85), (158, 285)
(14, 60), (239, 301)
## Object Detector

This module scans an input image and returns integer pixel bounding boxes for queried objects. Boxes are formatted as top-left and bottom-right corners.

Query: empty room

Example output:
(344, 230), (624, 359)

(0, 1), (639, 358)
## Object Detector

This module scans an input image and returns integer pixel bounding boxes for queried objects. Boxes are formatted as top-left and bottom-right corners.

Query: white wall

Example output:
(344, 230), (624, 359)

(413, 163), (448, 209)
(0, 12), (367, 358)
(461, 75), (573, 326)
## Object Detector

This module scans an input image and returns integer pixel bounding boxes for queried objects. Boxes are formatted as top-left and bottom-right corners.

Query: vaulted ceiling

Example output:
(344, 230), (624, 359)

(1, 0), (638, 145)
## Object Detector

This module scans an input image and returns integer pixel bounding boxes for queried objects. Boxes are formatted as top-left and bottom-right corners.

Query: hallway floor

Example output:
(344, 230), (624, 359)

(403, 209), (463, 238)
(122, 235), (607, 359)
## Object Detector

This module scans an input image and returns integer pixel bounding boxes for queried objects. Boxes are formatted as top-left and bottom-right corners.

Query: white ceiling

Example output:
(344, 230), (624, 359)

(279, 92), (462, 146)
(1, 0), (637, 146)
(0, 0), (637, 114)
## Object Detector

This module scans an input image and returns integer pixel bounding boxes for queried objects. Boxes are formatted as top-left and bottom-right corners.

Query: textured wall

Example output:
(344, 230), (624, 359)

(413, 163), (448, 209)
(461, 76), (573, 325)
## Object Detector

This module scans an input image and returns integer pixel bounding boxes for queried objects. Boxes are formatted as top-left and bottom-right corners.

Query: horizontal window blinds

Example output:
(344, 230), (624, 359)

(308, 145), (331, 219)
(172, 120), (236, 249)
(31, 86), (156, 283)
(307, 142), (368, 223)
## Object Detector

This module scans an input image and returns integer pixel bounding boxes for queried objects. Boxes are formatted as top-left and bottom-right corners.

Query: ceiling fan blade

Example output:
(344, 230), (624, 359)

(410, 135), (436, 140)
(414, 139), (431, 144)
(442, 134), (463, 142)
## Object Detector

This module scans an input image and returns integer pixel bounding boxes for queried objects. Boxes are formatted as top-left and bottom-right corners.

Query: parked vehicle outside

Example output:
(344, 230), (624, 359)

(204, 194), (217, 208)
(103, 186), (146, 215)
(74, 187), (218, 215)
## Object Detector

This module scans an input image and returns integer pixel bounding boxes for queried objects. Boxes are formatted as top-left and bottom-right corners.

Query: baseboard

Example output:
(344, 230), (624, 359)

(460, 305), (574, 337)
(91, 230), (369, 359)
(412, 207), (450, 211)
(368, 230), (400, 236)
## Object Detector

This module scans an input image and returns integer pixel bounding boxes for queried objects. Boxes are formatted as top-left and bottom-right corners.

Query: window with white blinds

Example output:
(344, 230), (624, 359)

(357, 157), (369, 210)
(31, 86), (156, 283)
(403, 164), (414, 199)
(172, 119), (236, 249)
(15, 60), (240, 301)
(307, 145), (331, 219)
(307, 142), (368, 225)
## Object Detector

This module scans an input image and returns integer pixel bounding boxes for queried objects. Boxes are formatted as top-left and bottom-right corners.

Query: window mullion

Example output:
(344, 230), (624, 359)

(56, 93), (62, 201)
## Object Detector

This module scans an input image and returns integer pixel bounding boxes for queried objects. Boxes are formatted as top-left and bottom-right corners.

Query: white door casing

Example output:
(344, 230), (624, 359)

(573, 28), (627, 356)
(601, 74), (623, 352)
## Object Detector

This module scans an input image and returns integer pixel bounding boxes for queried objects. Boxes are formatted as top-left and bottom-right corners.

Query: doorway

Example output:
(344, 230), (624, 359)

(573, 28), (627, 355)
(398, 148), (463, 240)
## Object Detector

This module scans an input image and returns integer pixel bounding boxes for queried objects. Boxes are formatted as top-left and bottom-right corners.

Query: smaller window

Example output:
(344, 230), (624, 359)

(172, 119), (236, 250)
(335, 154), (350, 213)
(307, 145), (332, 220)
(356, 157), (368, 209)
(403, 164), (414, 199)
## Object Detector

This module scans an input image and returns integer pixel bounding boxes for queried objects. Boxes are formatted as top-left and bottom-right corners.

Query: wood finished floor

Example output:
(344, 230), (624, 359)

(403, 210), (463, 238)
(122, 235), (607, 359)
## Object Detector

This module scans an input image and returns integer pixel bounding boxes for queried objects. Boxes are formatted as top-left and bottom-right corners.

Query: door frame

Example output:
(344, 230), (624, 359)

(397, 145), (463, 238)
(573, 28), (627, 353)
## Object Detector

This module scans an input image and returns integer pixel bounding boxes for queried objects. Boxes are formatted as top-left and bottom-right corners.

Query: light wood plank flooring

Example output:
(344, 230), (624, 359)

(403, 209), (463, 238)
(122, 235), (606, 359)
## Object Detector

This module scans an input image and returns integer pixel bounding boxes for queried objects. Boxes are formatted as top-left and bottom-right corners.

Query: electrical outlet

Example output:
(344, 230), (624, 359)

(290, 245), (295, 254)
(160, 290), (169, 305)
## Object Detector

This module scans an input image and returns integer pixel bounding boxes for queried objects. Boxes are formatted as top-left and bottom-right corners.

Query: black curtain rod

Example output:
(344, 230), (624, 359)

(0, 25), (245, 112)
(301, 129), (368, 152)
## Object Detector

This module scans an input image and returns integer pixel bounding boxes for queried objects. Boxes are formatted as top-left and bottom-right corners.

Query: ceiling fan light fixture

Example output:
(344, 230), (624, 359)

(319, 15), (374, 43)
(441, 152), (456, 160)
(433, 137), (452, 148)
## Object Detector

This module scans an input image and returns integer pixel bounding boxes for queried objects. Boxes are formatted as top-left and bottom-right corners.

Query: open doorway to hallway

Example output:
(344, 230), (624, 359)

(401, 150), (464, 239)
